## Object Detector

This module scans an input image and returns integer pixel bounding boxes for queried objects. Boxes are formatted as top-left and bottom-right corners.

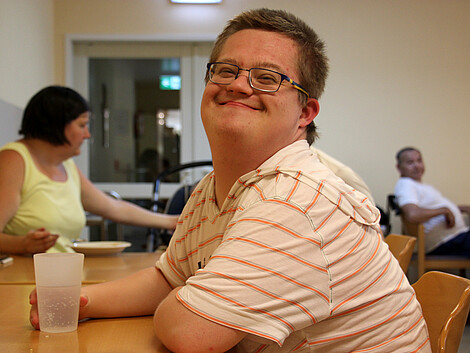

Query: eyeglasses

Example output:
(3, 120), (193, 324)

(206, 62), (310, 98)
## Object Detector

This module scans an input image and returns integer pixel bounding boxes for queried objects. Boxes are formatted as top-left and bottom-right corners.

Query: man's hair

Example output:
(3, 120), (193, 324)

(19, 86), (90, 146)
(207, 8), (329, 144)
(396, 147), (420, 164)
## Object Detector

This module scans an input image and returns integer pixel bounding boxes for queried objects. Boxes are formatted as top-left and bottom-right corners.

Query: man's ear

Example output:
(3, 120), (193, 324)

(299, 98), (320, 128)
(396, 163), (401, 174)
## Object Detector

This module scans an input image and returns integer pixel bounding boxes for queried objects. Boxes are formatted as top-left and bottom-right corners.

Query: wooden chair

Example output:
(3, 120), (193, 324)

(412, 271), (470, 353)
(401, 218), (470, 278)
(384, 234), (416, 273)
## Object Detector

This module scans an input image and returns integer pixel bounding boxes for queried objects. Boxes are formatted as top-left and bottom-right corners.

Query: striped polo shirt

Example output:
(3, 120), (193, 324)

(157, 140), (430, 353)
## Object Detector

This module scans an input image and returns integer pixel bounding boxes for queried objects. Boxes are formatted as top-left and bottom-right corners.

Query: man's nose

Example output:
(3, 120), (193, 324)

(228, 70), (253, 92)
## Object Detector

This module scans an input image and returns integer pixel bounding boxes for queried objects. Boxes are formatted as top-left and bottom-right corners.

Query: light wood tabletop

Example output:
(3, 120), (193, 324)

(0, 284), (170, 353)
(0, 252), (160, 284)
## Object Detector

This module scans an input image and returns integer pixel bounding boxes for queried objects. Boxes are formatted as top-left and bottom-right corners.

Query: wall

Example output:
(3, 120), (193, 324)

(0, 98), (21, 146)
(0, 0), (54, 108)
(4, 0), (469, 233)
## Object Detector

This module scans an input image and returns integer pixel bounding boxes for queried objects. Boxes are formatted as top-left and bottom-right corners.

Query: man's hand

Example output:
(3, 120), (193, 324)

(443, 208), (455, 228)
(29, 288), (89, 330)
(22, 228), (59, 254)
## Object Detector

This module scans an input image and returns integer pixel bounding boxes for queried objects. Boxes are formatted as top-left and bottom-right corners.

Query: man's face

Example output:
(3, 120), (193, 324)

(201, 29), (317, 155)
(397, 150), (425, 181)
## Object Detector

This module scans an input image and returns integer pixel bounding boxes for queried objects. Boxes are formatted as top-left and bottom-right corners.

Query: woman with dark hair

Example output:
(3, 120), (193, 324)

(0, 86), (177, 254)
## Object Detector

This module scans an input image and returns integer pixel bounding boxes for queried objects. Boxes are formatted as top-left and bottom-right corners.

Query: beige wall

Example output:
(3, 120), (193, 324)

(0, 0), (54, 108)
(2, 1), (469, 231)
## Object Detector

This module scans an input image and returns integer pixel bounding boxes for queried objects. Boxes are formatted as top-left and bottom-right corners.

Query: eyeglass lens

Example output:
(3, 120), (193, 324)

(209, 63), (281, 92)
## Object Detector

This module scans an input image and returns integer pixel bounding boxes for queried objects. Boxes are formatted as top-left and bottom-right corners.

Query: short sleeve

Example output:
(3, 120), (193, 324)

(394, 178), (419, 207)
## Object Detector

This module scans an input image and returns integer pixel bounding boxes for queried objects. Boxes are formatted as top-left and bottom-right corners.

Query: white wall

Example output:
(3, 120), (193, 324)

(0, 98), (21, 146)
(0, 0), (54, 108)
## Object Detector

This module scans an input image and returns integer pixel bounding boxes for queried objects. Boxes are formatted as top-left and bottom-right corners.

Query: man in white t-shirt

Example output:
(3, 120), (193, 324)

(394, 147), (470, 255)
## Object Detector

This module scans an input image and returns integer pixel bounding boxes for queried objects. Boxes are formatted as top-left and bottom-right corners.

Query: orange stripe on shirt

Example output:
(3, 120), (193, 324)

(309, 292), (417, 346)
(223, 236), (326, 273)
(314, 203), (339, 231)
(212, 206), (244, 224)
(253, 344), (268, 353)
(408, 337), (430, 353)
(293, 339), (308, 351)
(328, 227), (367, 269)
(176, 289), (283, 345)
(330, 232), (380, 289)
(305, 180), (325, 213)
(330, 271), (405, 318)
(286, 172), (301, 201)
(210, 254), (329, 302)
(252, 184), (266, 200)
(351, 315), (427, 352)
(263, 198), (304, 214)
(165, 249), (187, 282)
(228, 218), (321, 247)
(331, 257), (392, 314)
(178, 234), (224, 263)
(322, 218), (353, 248)
(192, 271), (316, 324)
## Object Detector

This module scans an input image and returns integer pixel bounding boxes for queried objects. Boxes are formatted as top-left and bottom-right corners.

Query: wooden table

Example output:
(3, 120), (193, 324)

(0, 284), (170, 353)
(0, 252), (160, 284)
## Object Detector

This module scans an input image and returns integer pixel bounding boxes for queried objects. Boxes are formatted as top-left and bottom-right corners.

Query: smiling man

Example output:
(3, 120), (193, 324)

(30, 9), (430, 353)
(395, 147), (470, 256)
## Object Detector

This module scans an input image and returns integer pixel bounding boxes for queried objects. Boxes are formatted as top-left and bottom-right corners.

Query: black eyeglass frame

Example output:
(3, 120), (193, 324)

(206, 62), (310, 99)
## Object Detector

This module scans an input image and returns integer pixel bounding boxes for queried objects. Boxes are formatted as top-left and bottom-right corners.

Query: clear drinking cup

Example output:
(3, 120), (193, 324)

(33, 253), (84, 333)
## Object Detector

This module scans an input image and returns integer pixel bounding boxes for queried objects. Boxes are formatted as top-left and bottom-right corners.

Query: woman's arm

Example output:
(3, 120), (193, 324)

(0, 150), (58, 254)
(78, 168), (178, 230)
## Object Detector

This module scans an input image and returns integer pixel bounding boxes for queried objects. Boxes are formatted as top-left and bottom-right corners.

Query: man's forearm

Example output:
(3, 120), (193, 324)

(401, 204), (450, 224)
(81, 267), (172, 319)
(458, 205), (470, 215)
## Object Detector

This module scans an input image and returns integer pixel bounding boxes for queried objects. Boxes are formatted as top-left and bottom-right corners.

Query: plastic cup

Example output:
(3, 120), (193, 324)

(33, 253), (84, 333)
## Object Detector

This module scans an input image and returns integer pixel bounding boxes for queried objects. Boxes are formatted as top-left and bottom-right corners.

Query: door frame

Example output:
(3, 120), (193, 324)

(64, 34), (214, 199)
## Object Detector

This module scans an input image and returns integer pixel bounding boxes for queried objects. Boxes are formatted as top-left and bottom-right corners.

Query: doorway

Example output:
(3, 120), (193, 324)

(88, 58), (181, 184)
(69, 39), (213, 199)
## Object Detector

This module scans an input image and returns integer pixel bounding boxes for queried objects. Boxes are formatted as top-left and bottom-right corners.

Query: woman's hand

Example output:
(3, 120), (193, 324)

(22, 228), (59, 254)
(29, 288), (89, 330)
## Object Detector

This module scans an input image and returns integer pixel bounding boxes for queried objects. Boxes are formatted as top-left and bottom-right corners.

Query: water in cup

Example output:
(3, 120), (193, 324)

(34, 253), (84, 333)
(37, 284), (81, 333)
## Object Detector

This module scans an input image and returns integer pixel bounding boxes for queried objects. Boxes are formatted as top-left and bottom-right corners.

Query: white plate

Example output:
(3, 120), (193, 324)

(70, 241), (131, 255)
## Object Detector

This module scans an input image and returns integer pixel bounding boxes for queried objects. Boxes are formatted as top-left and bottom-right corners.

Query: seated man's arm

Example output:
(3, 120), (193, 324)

(458, 205), (470, 215)
(401, 204), (455, 228)
(154, 287), (246, 353)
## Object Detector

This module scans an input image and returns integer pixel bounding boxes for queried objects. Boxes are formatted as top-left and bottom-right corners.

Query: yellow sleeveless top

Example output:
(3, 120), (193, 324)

(1, 142), (85, 252)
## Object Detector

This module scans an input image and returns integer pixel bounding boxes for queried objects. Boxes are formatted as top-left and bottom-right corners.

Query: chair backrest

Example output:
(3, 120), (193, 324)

(147, 161), (213, 251)
(384, 234), (416, 273)
(380, 194), (402, 236)
(412, 271), (470, 353)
